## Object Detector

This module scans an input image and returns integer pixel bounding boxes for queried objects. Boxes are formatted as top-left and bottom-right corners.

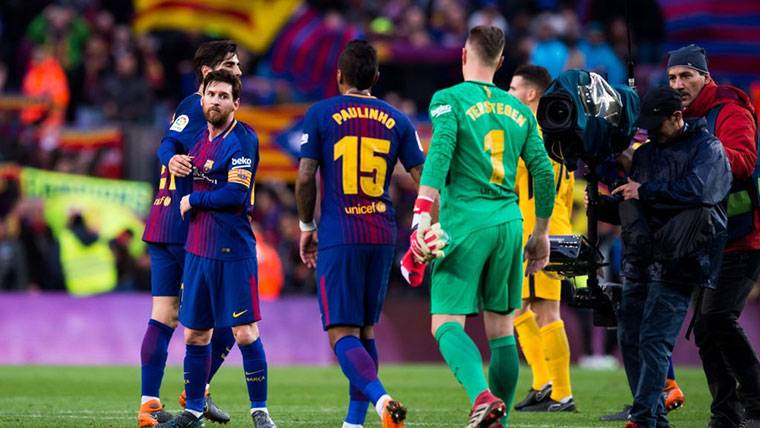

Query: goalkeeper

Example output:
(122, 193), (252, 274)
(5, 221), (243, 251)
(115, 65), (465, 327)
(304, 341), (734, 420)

(401, 26), (555, 428)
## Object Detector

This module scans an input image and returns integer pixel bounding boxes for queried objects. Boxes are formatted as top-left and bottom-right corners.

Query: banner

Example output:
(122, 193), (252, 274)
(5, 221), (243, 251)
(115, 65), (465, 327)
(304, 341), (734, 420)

(133, 0), (301, 54)
(19, 168), (152, 295)
(20, 167), (152, 217)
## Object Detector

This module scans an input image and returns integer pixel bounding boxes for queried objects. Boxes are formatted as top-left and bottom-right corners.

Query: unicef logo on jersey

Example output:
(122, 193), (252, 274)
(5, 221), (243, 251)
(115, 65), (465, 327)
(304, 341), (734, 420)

(231, 156), (252, 168)
(344, 201), (387, 215)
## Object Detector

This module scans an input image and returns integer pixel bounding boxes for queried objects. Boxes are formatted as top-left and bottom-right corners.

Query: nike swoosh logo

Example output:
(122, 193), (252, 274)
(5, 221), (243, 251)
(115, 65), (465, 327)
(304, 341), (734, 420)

(232, 309), (249, 318)
(245, 370), (264, 375)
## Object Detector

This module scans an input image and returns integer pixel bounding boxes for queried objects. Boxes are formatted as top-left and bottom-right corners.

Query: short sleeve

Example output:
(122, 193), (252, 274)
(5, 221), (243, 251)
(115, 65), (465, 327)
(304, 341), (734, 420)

(397, 116), (425, 170)
(299, 105), (321, 160)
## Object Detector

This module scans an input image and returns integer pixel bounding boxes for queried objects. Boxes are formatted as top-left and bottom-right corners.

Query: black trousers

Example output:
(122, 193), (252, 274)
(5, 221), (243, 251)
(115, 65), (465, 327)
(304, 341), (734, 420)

(694, 250), (760, 427)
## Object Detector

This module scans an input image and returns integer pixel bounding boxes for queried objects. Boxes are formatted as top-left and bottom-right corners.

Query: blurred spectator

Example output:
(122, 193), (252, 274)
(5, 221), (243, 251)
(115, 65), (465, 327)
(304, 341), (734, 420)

(18, 199), (65, 291)
(71, 35), (111, 126)
(397, 5), (432, 47)
(431, 0), (468, 47)
(21, 45), (69, 128)
(97, 50), (154, 123)
(109, 229), (149, 291)
(579, 22), (626, 85)
(25, 4), (90, 71)
(529, 13), (570, 77)
(468, 0), (508, 34)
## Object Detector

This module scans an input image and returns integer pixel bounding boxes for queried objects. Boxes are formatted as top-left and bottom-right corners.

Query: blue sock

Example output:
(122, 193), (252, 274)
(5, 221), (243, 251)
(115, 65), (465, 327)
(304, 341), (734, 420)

(667, 357), (675, 380)
(184, 344), (211, 413)
(334, 336), (386, 405)
(345, 339), (378, 425)
(208, 327), (235, 382)
(140, 319), (174, 397)
(240, 338), (268, 408)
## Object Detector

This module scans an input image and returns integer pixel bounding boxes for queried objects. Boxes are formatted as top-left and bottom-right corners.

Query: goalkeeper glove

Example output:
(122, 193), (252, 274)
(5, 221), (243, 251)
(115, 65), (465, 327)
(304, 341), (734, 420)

(411, 196), (434, 260)
(401, 226), (449, 287)
(400, 249), (427, 287)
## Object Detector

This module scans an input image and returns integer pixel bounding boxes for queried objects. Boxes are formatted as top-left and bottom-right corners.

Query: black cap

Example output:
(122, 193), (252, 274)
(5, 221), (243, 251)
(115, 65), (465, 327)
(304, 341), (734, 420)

(636, 86), (683, 131)
(667, 44), (709, 74)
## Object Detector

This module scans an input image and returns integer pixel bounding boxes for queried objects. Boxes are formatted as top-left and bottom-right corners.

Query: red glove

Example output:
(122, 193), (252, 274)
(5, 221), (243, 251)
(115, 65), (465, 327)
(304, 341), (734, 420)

(400, 249), (427, 287)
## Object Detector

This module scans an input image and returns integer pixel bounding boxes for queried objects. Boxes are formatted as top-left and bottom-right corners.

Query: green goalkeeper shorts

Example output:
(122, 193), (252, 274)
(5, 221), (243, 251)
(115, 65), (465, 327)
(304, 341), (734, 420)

(430, 219), (523, 315)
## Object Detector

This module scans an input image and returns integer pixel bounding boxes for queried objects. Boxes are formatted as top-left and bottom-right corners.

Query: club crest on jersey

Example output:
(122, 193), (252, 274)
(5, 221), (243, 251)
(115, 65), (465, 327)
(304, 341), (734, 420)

(170, 114), (189, 132)
(203, 160), (214, 172)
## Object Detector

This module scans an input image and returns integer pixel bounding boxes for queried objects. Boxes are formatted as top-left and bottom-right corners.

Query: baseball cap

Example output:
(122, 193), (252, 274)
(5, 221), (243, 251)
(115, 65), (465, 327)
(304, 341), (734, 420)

(635, 86), (683, 131)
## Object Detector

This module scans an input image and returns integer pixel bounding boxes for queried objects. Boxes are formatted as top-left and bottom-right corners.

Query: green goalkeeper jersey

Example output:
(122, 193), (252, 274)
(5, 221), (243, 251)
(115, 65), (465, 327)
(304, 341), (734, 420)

(420, 80), (555, 237)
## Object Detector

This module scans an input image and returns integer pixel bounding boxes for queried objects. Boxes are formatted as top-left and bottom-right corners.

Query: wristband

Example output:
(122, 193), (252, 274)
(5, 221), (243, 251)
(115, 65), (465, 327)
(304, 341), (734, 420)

(411, 196), (434, 229)
(299, 220), (317, 232)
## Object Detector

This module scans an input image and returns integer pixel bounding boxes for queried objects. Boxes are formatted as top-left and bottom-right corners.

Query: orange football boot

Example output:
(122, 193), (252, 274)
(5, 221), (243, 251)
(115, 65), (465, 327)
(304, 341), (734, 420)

(138, 399), (172, 427)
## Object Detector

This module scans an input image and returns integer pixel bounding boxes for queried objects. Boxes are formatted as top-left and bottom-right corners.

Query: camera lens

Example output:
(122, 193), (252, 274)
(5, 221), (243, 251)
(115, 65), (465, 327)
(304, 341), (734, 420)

(544, 99), (573, 129)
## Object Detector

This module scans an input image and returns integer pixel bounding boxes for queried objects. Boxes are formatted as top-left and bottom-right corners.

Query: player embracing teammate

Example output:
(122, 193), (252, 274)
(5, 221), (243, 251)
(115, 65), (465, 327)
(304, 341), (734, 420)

(140, 41), (276, 428)
(138, 40), (242, 427)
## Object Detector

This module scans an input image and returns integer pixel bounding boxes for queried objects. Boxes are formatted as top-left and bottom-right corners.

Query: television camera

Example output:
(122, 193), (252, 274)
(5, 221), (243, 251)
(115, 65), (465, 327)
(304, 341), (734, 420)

(536, 69), (640, 327)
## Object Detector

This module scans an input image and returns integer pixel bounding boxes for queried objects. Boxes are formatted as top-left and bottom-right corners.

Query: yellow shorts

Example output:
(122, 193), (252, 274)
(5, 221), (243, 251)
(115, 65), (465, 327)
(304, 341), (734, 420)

(521, 269), (561, 301)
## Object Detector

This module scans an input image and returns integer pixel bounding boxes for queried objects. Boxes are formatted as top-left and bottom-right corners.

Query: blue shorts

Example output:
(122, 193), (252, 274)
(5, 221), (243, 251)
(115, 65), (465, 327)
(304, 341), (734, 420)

(316, 244), (394, 330)
(147, 243), (185, 297)
(180, 253), (261, 330)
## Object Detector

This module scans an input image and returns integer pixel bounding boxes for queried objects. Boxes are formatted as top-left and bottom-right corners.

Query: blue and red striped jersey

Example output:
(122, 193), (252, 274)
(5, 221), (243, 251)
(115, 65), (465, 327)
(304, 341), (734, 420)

(300, 94), (425, 249)
(185, 120), (259, 261)
(143, 93), (204, 244)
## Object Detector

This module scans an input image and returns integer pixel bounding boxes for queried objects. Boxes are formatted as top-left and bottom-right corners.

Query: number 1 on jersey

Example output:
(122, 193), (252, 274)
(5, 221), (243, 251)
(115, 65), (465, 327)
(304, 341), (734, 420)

(484, 129), (505, 184)
(334, 136), (390, 197)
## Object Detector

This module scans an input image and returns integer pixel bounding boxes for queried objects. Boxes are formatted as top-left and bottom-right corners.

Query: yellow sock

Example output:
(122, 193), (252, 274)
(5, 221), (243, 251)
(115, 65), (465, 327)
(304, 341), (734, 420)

(515, 310), (551, 391)
(540, 320), (572, 401)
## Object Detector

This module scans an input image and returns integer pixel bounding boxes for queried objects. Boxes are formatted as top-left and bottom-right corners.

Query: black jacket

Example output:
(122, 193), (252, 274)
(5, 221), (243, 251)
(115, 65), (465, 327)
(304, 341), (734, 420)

(598, 118), (732, 287)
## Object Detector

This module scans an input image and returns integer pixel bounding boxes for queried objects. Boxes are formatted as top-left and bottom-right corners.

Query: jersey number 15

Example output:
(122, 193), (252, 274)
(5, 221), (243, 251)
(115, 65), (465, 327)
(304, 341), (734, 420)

(334, 135), (390, 197)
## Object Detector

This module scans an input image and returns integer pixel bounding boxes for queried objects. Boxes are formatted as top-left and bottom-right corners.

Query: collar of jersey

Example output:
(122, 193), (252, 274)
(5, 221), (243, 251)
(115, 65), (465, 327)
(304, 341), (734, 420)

(343, 93), (377, 99)
(207, 119), (237, 142)
(465, 80), (496, 87)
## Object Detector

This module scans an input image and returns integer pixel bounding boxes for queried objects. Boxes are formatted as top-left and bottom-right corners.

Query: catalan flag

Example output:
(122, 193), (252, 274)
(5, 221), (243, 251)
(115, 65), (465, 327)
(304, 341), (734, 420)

(268, 7), (362, 99)
(133, 0), (301, 54)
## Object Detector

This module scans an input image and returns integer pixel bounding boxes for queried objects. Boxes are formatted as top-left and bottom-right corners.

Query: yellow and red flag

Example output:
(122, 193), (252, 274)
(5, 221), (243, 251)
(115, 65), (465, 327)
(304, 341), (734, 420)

(133, 0), (301, 54)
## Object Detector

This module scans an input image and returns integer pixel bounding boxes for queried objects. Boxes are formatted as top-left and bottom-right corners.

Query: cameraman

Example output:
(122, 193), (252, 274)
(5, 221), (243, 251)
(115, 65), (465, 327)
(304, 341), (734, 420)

(667, 44), (760, 428)
(597, 86), (731, 428)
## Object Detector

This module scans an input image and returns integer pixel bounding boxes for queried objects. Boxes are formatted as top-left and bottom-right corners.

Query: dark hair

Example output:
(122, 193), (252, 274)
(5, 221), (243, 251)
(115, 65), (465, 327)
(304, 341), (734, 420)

(193, 40), (237, 82)
(467, 26), (505, 65)
(512, 64), (552, 95)
(338, 40), (378, 91)
(202, 69), (241, 101)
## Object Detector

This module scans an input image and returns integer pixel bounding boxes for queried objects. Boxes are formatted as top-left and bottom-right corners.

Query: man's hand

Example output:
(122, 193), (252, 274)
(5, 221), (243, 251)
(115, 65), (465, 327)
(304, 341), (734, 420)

(524, 233), (550, 275)
(169, 154), (193, 177)
(299, 230), (318, 269)
(612, 177), (641, 200)
(180, 195), (192, 219)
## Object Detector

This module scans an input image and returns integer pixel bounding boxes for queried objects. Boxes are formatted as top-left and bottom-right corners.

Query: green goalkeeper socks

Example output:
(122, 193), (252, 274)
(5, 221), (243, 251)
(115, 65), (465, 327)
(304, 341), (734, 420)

(488, 335), (519, 423)
(435, 322), (488, 404)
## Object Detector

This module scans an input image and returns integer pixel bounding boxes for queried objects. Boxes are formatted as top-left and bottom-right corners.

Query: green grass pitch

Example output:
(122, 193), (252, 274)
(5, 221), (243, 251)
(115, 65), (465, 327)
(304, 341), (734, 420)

(0, 364), (710, 427)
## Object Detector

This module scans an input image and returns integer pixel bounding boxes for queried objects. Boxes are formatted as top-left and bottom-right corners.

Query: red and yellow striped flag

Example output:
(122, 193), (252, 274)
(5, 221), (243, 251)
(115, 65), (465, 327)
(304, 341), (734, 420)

(133, 0), (301, 54)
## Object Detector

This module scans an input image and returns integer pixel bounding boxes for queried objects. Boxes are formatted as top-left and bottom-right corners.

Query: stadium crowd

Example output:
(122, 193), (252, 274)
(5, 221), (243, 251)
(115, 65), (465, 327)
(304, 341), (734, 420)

(0, 0), (648, 295)
(0, 0), (756, 299)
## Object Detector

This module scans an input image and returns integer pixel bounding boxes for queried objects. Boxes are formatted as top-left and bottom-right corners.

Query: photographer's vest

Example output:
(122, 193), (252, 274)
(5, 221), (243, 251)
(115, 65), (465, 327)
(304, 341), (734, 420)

(706, 99), (760, 242)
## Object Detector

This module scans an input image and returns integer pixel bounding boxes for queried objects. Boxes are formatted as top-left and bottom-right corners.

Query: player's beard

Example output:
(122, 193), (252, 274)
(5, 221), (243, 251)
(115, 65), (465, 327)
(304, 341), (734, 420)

(204, 107), (230, 128)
